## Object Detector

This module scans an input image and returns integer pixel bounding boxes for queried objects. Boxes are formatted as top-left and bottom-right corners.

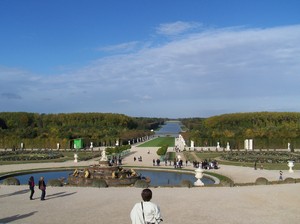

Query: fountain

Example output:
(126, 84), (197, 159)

(68, 149), (142, 187)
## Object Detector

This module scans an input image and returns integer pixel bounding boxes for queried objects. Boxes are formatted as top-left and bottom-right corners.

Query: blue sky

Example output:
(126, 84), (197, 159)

(1, 0), (300, 118)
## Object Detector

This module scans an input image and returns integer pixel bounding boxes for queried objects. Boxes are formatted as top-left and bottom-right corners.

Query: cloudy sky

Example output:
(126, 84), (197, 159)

(1, 0), (300, 118)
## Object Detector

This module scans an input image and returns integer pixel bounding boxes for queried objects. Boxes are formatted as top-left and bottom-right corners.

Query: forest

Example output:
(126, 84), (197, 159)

(1, 111), (300, 150)
(0, 112), (164, 149)
(180, 112), (300, 149)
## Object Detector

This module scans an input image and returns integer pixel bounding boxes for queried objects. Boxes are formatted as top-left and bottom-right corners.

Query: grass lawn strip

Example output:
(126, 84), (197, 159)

(138, 137), (175, 147)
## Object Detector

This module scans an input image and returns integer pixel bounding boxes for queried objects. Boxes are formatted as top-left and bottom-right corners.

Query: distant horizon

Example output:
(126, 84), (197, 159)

(1, 1), (300, 117)
(1, 110), (299, 119)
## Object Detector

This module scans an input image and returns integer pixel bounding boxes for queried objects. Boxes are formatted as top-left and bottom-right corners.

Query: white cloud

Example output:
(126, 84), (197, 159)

(1, 24), (300, 117)
(98, 41), (140, 53)
(156, 21), (202, 36)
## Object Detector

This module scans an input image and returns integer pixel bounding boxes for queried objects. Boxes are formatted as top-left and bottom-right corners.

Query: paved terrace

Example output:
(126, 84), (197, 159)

(1, 145), (300, 224)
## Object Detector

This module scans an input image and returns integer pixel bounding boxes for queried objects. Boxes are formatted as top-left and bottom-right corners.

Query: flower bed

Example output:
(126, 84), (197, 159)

(220, 151), (300, 163)
(0, 150), (63, 161)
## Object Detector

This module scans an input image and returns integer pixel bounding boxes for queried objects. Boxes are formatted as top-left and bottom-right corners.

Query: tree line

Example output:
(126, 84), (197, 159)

(0, 112), (164, 149)
(2, 111), (299, 150)
(180, 112), (300, 149)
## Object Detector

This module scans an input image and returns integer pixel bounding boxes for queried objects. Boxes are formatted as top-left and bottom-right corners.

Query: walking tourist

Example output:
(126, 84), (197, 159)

(279, 170), (283, 180)
(38, 176), (46, 201)
(28, 176), (35, 200)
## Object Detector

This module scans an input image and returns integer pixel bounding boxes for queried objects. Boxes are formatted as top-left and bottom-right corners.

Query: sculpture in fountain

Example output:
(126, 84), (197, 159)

(68, 149), (142, 187)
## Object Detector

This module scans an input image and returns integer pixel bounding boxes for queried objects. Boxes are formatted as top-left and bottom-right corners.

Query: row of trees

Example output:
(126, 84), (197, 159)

(0, 112), (164, 149)
(2, 111), (300, 150)
(180, 112), (300, 149)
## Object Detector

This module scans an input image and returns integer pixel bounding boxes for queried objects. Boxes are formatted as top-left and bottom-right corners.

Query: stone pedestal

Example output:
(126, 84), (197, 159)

(100, 148), (108, 161)
(99, 160), (110, 167)
(194, 167), (204, 186)
(226, 142), (230, 151)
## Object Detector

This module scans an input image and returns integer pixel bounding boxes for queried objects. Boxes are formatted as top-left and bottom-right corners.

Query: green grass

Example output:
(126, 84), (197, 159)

(165, 152), (176, 160)
(138, 137), (175, 147)
(204, 171), (234, 186)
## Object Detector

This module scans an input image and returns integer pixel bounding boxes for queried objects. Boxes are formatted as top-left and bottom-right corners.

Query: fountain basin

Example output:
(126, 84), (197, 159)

(0, 169), (215, 187)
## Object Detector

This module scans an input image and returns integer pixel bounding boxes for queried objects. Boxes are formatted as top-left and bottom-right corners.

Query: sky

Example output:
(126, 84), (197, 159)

(1, 0), (300, 118)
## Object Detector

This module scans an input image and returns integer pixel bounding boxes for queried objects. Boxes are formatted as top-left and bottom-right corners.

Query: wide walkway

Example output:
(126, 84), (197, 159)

(1, 145), (300, 183)
(1, 145), (300, 224)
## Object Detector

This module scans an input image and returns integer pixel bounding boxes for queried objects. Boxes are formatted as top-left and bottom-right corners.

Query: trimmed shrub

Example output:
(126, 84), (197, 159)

(220, 179), (234, 187)
(180, 179), (193, 188)
(255, 177), (268, 185)
(156, 145), (168, 156)
(134, 179), (149, 188)
(47, 179), (63, 187)
(92, 179), (108, 188)
(284, 177), (296, 184)
(3, 177), (20, 185)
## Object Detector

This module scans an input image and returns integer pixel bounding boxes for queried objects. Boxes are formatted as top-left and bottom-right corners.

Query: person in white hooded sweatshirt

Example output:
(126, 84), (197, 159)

(130, 188), (163, 224)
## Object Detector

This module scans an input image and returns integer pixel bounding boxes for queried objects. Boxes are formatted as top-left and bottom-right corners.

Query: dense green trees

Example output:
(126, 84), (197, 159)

(0, 112), (162, 149)
(181, 112), (300, 149)
(2, 111), (299, 150)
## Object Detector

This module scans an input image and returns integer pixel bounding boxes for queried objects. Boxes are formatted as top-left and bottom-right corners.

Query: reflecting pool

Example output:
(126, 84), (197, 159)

(155, 121), (182, 137)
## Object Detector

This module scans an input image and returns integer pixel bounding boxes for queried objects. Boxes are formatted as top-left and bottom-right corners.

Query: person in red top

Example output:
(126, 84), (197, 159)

(28, 176), (35, 200)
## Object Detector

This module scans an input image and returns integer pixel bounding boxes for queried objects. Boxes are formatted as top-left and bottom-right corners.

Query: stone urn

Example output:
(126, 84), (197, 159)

(194, 167), (204, 186)
(288, 161), (294, 173)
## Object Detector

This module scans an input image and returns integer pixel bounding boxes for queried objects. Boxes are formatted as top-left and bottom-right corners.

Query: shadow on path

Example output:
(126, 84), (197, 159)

(46, 191), (77, 200)
(0, 189), (29, 198)
(0, 211), (37, 223)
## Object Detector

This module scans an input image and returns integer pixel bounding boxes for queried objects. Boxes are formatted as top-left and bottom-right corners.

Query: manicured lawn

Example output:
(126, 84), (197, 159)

(138, 137), (175, 147)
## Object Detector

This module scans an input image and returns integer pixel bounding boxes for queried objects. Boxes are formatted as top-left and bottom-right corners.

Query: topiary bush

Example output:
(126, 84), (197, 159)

(180, 179), (193, 188)
(47, 179), (63, 187)
(92, 179), (108, 188)
(134, 179), (149, 188)
(156, 145), (168, 156)
(284, 177), (296, 184)
(3, 177), (20, 185)
(255, 177), (268, 185)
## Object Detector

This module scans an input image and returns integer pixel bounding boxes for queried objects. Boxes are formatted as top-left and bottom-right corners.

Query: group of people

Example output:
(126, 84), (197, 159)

(192, 159), (219, 169)
(151, 157), (189, 168)
(28, 176), (46, 201)
(108, 156), (123, 166)
(153, 159), (161, 166)
(29, 176), (162, 223)
(133, 156), (143, 162)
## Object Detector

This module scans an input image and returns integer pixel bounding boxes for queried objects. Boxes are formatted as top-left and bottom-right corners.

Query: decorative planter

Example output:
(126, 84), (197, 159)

(194, 167), (204, 186)
(288, 161), (294, 173)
